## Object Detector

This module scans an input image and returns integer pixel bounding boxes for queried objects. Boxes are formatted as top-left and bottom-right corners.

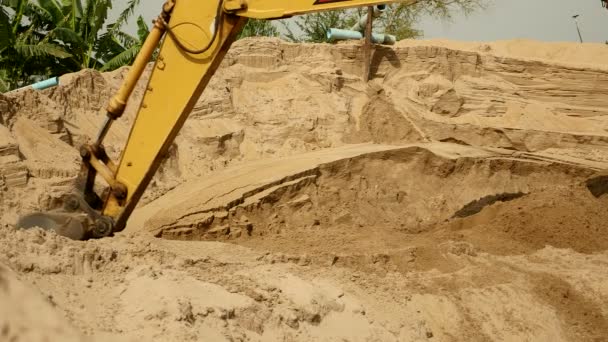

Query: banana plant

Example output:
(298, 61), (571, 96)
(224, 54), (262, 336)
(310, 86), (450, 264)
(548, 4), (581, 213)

(1, 0), (145, 90)
(0, 0), (71, 90)
(34, 0), (113, 70)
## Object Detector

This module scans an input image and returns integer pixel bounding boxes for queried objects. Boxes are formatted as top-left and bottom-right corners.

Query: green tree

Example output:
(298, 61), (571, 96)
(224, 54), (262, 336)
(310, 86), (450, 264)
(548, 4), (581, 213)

(283, 0), (487, 43)
(282, 10), (351, 43)
(238, 19), (279, 40)
(381, 0), (486, 39)
(372, 5), (422, 39)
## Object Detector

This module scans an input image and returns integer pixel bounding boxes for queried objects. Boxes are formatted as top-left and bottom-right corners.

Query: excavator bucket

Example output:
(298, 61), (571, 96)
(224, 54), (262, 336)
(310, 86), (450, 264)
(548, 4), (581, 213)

(16, 212), (89, 240)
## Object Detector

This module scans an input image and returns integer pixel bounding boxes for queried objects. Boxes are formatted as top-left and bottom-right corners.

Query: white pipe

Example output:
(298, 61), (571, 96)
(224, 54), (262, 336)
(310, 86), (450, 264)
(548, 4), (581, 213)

(327, 28), (396, 45)
(351, 5), (387, 32)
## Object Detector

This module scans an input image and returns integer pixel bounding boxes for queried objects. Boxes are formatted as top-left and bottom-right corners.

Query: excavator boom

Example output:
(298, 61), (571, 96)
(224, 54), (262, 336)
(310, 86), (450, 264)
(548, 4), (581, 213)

(17, 0), (415, 239)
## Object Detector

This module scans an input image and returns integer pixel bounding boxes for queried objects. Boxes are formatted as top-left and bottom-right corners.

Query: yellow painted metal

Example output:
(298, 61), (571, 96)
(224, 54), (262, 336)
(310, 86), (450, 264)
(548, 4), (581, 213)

(224, 0), (247, 11)
(232, 0), (416, 19)
(106, 159), (117, 174)
(106, 22), (165, 117)
(88, 154), (116, 188)
(102, 0), (247, 227)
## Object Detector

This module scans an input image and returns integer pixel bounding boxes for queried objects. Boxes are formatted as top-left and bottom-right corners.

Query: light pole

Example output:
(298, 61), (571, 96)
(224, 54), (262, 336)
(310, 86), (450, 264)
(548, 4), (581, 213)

(572, 14), (584, 43)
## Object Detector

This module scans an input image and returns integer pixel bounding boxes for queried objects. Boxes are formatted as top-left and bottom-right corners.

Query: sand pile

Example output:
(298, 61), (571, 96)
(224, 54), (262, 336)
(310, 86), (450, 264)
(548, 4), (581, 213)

(1, 37), (608, 341)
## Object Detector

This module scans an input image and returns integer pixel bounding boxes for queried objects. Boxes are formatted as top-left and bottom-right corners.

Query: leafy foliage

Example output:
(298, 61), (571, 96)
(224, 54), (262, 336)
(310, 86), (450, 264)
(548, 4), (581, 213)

(0, 0), (72, 90)
(0, 69), (8, 92)
(0, 0), (148, 90)
(282, 10), (350, 43)
(238, 19), (279, 40)
(110, 0), (138, 34)
(101, 15), (150, 71)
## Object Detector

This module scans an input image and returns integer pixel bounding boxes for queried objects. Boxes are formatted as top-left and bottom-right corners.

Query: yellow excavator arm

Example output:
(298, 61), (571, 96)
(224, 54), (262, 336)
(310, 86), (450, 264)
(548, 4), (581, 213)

(18, 0), (414, 239)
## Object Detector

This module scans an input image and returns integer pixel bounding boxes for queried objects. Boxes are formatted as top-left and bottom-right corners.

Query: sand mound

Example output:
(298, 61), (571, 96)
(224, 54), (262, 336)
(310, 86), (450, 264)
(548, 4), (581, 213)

(1, 37), (608, 341)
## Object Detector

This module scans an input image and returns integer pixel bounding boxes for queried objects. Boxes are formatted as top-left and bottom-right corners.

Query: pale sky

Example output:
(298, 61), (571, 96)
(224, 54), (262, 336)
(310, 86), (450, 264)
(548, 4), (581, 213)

(111, 0), (608, 43)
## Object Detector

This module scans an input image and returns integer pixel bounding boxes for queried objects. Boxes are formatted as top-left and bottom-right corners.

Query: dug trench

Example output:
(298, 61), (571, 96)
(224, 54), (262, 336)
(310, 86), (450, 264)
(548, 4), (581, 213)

(146, 144), (608, 275)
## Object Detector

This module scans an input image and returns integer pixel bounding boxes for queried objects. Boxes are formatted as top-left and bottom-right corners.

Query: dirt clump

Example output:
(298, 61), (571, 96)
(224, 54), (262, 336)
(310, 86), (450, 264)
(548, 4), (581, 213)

(447, 186), (608, 255)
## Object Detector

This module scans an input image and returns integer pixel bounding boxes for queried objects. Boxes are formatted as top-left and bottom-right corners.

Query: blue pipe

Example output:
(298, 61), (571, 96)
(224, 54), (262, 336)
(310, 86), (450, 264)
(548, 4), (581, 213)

(31, 77), (59, 90)
(327, 28), (396, 45)
(8, 76), (60, 93)
(327, 28), (363, 41)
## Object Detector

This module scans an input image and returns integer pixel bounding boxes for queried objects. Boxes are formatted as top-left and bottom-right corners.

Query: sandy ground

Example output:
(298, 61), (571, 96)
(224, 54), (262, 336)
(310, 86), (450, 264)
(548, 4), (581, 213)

(1, 38), (608, 341)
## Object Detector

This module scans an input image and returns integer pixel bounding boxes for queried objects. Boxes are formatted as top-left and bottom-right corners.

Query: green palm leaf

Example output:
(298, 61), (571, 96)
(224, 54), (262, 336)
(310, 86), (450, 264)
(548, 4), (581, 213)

(38, 0), (64, 24)
(95, 30), (125, 61)
(79, 0), (93, 39)
(100, 44), (138, 71)
(91, 0), (111, 38)
(0, 68), (9, 92)
(0, 8), (13, 50)
(49, 26), (84, 47)
(71, 0), (80, 29)
(2, 0), (20, 9)
(67, 0), (82, 29)
(14, 42), (71, 58)
(10, 0), (26, 35)
(135, 14), (148, 41)
(110, 0), (138, 33)
(24, 2), (54, 28)
(111, 29), (137, 47)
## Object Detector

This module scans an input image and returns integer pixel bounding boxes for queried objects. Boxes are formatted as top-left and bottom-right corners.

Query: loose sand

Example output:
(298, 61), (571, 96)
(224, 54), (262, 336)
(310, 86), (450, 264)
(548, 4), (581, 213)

(1, 38), (608, 341)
